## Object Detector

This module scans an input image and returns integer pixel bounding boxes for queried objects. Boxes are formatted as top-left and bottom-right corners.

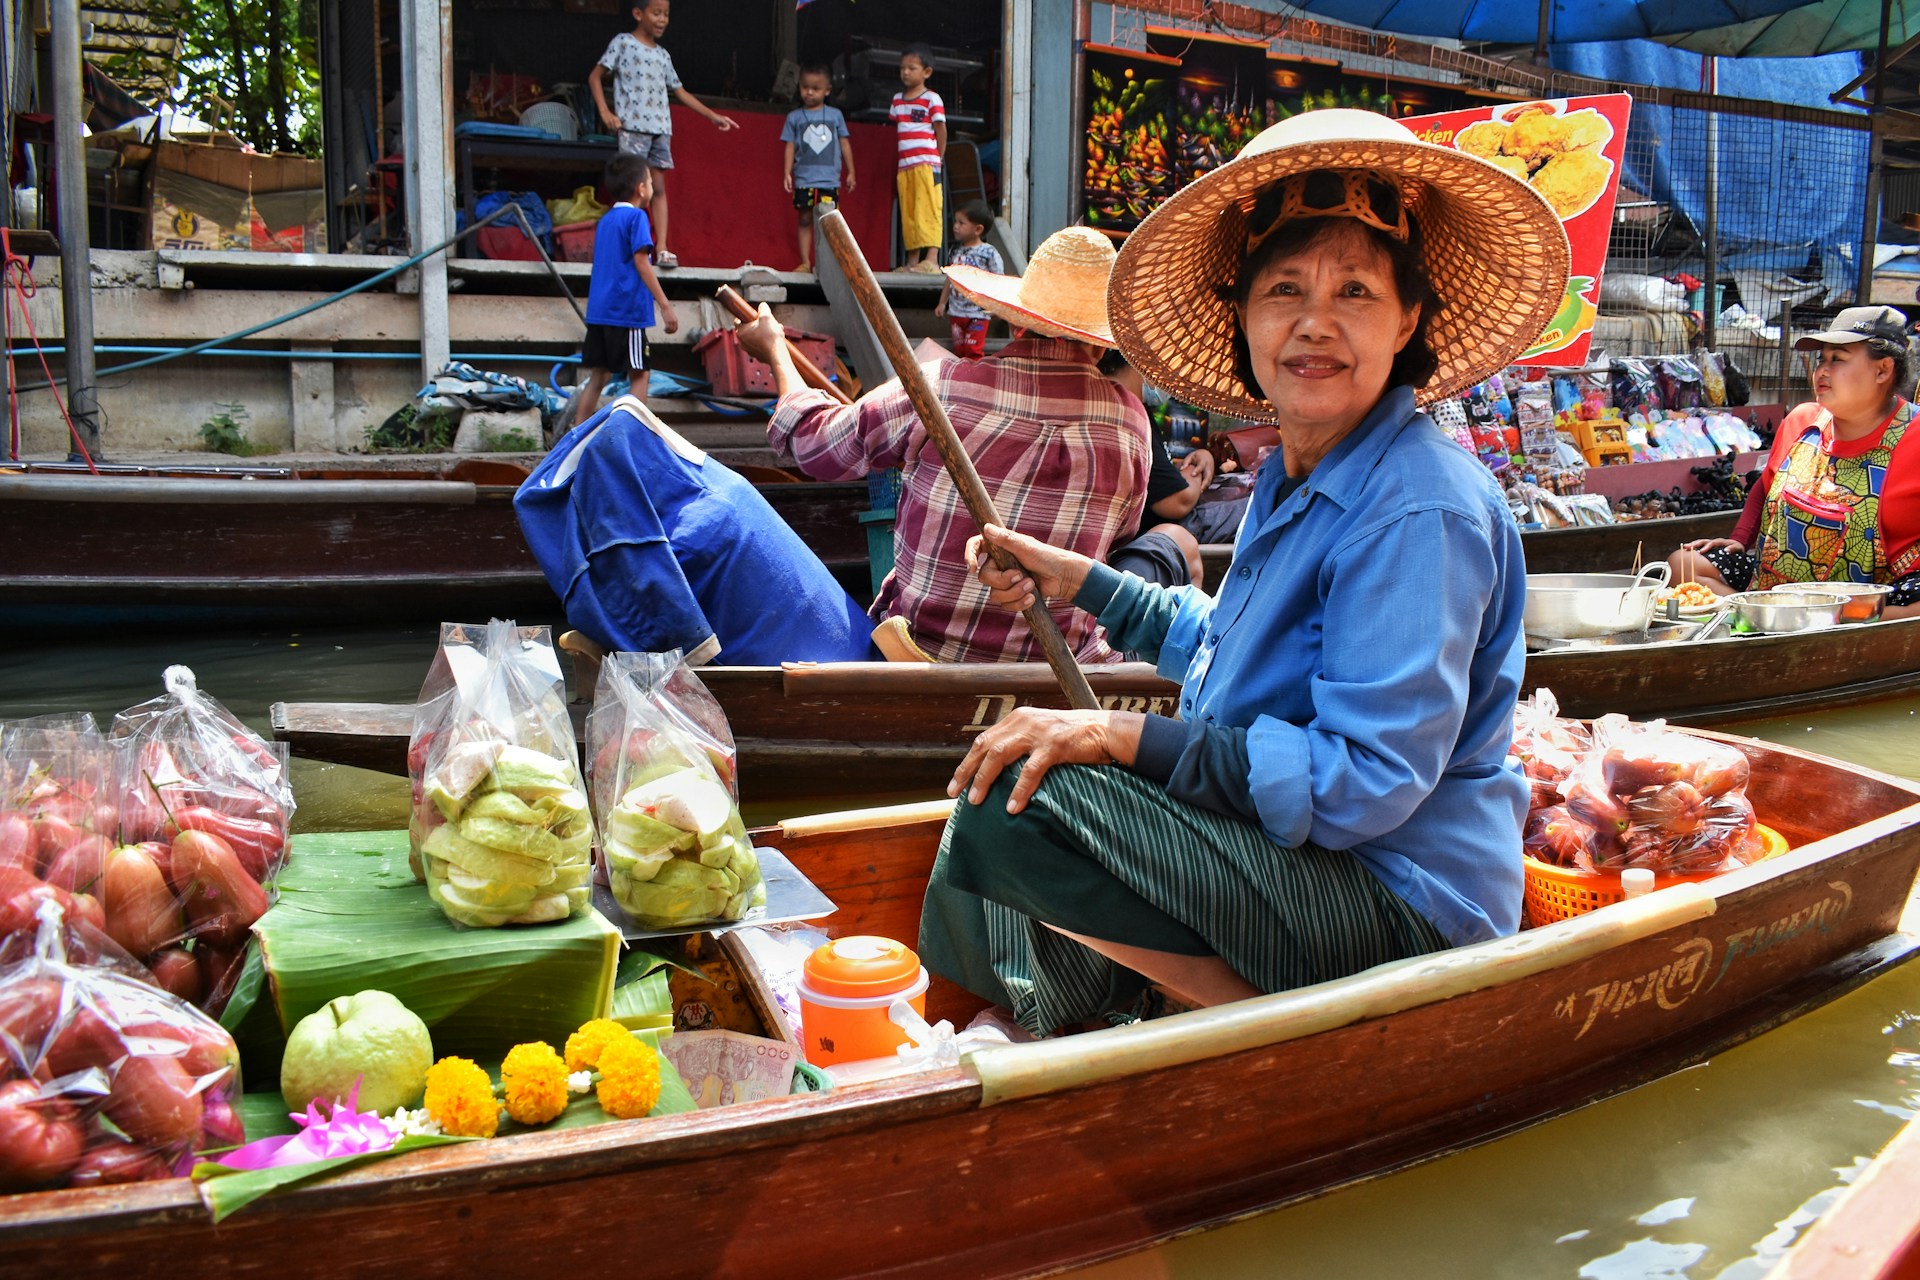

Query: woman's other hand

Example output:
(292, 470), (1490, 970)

(1680, 537), (1744, 554)
(950, 708), (1143, 813)
(967, 524), (1093, 611)
(1178, 448), (1216, 487)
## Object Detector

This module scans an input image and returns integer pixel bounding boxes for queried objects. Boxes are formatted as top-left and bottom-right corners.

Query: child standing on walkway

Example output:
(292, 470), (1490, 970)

(577, 153), (678, 423)
(588, 0), (737, 269)
(891, 44), (946, 273)
(934, 200), (1001, 357)
(781, 64), (854, 274)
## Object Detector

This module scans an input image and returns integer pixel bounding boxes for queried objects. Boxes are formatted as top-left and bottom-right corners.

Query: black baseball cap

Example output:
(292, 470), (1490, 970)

(1795, 305), (1910, 354)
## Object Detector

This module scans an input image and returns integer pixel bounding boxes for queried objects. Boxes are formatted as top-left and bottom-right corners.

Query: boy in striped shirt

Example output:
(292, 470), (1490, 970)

(891, 44), (946, 273)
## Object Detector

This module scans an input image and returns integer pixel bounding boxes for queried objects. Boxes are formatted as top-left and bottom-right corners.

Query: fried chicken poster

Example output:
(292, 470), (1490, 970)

(1402, 94), (1631, 368)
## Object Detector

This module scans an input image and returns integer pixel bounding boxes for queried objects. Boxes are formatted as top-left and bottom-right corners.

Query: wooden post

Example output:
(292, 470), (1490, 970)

(815, 209), (1100, 712)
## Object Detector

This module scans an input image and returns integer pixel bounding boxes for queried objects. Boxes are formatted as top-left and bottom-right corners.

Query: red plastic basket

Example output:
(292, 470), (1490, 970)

(554, 220), (598, 264)
(692, 327), (836, 397)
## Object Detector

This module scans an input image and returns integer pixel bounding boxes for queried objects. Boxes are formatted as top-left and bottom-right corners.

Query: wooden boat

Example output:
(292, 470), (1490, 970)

(0, 462), (875, 627)
(273, 618), (1920, 801)
(2, 732), (1918, 1276)
(1198, 509), (1738, 591)
(1765, 1112), (1920, 1280)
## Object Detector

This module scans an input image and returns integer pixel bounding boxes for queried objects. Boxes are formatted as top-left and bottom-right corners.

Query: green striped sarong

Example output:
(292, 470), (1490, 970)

(918, 762), (1447, 1036)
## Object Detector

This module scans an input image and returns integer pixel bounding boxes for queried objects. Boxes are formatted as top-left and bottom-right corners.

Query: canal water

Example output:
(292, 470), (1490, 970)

(2, 625), (1917, 1278)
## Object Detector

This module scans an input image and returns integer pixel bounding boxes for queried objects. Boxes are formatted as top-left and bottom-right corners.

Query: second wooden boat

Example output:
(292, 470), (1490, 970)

(274, 618), (1920, 801)
(2, 732), (1917, 1277)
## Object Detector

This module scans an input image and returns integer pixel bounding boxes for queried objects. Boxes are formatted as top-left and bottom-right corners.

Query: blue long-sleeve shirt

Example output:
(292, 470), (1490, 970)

(1076, 386), (1528, 945)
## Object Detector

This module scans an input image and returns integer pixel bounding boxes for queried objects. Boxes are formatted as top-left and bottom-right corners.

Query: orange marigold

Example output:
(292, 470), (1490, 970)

(423, 1056), (499, 1138)
(564, 1017), (630, 1073)
(595, 1034), (661, 1120)
(501, 1041), (569, 1126)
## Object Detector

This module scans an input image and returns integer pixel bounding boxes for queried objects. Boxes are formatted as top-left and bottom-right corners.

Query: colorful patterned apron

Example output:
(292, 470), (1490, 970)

(1753, 400), (1915, 589)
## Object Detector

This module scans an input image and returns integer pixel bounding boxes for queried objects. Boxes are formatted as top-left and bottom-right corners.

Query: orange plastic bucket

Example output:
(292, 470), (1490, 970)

(1522, 822), (1789, 928)
(797, 936), (929, 1066)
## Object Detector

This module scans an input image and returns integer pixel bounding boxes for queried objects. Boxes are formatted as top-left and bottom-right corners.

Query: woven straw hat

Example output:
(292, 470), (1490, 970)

(946, 226), (1117, 346)
(1108, 108), (1572, 417)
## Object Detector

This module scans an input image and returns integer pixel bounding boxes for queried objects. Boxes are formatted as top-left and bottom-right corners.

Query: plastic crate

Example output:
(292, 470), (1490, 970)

(475, 223), (543, 262)
(1520, 823), (1787, 928)
(692, 326), (837, 397)
(554, 220), (598, 263)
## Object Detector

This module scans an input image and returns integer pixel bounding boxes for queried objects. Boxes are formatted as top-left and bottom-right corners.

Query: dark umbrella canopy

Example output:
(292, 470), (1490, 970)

(1278, 0), (1825, 43)
(1663, 0), (1917, 55)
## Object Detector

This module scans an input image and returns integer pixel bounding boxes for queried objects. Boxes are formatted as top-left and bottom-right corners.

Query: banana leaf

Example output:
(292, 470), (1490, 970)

(233, 831), (620, 1080)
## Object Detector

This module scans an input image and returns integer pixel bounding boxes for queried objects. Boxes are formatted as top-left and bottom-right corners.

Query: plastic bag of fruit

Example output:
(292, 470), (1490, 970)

(586, 650), (762, 932)
(0, 900), (243, 1194)
(1537, 714), (1758, 875)
(1509, 688), (1589, 812)
(408, 620), (593, 928)
(111, 666), (294, 883)
(2, 714), (118, 894)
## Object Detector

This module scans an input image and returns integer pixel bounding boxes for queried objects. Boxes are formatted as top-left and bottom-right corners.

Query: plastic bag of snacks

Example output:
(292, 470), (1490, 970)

(1656, 356), (1704, 412)
(1609, 358), (1659, 416)
(1694, 348), (1728, 407)
(409, 620), (593, 928)
(1533, 714), (1758, 875)
(0, 901), (242, 1192)
(586, 650), (763, 932)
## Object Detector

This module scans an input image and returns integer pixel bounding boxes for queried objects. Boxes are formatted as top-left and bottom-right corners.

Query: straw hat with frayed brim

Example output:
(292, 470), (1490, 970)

(1108, 109), (1573, 418)
(946, 226), (1117, 347)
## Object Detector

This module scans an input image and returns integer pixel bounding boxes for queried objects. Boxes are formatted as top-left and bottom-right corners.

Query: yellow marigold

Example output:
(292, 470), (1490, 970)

(423, 1056), (500, 1138)
(500, 1041), (570, 1126)
(564, 1018), (631, 1073)
(594, 1034), (661, 1120)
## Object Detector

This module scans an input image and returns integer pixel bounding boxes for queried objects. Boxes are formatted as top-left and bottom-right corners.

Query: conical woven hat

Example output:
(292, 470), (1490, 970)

(1108, 108), (1572, 418)
(946, 226), (1117, 346)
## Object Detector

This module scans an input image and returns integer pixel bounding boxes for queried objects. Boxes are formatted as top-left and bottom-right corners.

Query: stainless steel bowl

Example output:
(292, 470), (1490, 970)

(1524, 564), (1671, 640)
(1797, 581), (1894, 623)
(1726, 590), (1846, 634)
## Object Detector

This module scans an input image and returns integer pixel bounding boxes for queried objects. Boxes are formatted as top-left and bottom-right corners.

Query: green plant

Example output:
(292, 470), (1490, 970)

(199, 402), (271, 455)
(478, 427), (540, 453)
(364, 404), (456, 453)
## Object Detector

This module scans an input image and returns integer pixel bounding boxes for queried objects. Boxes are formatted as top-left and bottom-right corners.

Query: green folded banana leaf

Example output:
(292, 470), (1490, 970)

(229, 831), (621, 1081)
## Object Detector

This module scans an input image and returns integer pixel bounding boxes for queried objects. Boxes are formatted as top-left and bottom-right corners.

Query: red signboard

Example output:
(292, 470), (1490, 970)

(1401, 94), (1632, 368)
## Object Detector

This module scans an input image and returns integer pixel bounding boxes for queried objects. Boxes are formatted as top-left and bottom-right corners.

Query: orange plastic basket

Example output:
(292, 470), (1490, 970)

(1522, 823), (1788, 928)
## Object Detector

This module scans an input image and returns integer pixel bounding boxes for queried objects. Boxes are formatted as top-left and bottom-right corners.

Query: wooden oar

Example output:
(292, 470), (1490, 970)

(715, 284), (851, 404)
(814, 209), (1100, 712)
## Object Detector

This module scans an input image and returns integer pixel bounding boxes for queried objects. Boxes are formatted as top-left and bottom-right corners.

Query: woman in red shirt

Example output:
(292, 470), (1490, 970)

(1669, 305), (1920, 619)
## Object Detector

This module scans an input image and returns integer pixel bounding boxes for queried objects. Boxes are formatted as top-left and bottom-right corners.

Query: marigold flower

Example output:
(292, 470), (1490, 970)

(423, 1057), (500, 1138)
(565, 1017), (631, 1073)
(501, 1041), (570, 1125)
(594, 1034), (662, 1119)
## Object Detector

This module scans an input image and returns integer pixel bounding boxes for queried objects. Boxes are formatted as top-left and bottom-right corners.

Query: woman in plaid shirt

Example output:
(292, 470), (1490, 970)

(738, 227), (1150, 665)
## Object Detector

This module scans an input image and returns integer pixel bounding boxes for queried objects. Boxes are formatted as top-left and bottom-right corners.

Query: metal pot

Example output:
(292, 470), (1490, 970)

(1524, 564), (1671, 640)
(1726, 590), (1846, 634)
(1797, 581), (1894, 623)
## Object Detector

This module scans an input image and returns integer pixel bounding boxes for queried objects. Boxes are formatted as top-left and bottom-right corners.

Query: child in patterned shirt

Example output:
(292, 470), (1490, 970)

(588, 0), (737, 269)
(935, 201), (1002, 358)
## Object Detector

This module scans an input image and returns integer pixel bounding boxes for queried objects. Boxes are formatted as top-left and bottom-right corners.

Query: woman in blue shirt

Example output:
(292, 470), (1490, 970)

(917, 109), (1572, 1035)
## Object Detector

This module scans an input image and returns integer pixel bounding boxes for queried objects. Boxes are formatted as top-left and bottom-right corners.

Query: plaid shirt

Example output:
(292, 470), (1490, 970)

(769, 339), (1150, 663)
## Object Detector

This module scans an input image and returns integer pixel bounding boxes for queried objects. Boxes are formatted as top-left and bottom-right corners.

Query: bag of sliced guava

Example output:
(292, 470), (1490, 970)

(408, 620), (594, 928)
(585, 650), (763, 932)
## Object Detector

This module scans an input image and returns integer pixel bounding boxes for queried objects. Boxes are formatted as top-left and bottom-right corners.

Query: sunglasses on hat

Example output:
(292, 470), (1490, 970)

(1242, 169), (1410, 257)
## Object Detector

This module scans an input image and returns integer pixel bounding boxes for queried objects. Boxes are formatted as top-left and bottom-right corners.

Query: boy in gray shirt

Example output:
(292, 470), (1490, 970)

(781, 64), (854, 274)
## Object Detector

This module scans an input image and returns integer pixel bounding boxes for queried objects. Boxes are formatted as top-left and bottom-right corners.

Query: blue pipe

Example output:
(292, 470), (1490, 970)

(13, 345), (582, 365)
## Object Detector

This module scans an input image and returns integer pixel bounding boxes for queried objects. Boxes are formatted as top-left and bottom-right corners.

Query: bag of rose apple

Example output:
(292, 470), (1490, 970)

(585, 650), (763, 932)
(0, 899), (242, 1194)
(109, 666), (293, 1008)
(1, 714), (116, 925)
(408, 620), (593, 928)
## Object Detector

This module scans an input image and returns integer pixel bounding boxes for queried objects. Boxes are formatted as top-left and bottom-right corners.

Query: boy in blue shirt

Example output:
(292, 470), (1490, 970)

(781, 64), (854, 274)
(578, 152), (677, 422)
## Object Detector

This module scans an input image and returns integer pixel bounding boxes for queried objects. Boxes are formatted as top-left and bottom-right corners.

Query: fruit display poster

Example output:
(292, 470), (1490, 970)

(1400, 94), (1632, 369)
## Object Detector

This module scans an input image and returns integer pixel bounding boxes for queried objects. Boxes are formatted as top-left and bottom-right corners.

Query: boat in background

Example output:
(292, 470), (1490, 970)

(275, 618), (1920, 801)
(1763, 1112), (1920, 1280)
(1, 732), (1917, 1276)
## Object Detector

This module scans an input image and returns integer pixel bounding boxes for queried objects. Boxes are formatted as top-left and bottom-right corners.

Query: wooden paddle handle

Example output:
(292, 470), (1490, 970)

(815, 210), (1100, 713)
(715, 284), (851, 404)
